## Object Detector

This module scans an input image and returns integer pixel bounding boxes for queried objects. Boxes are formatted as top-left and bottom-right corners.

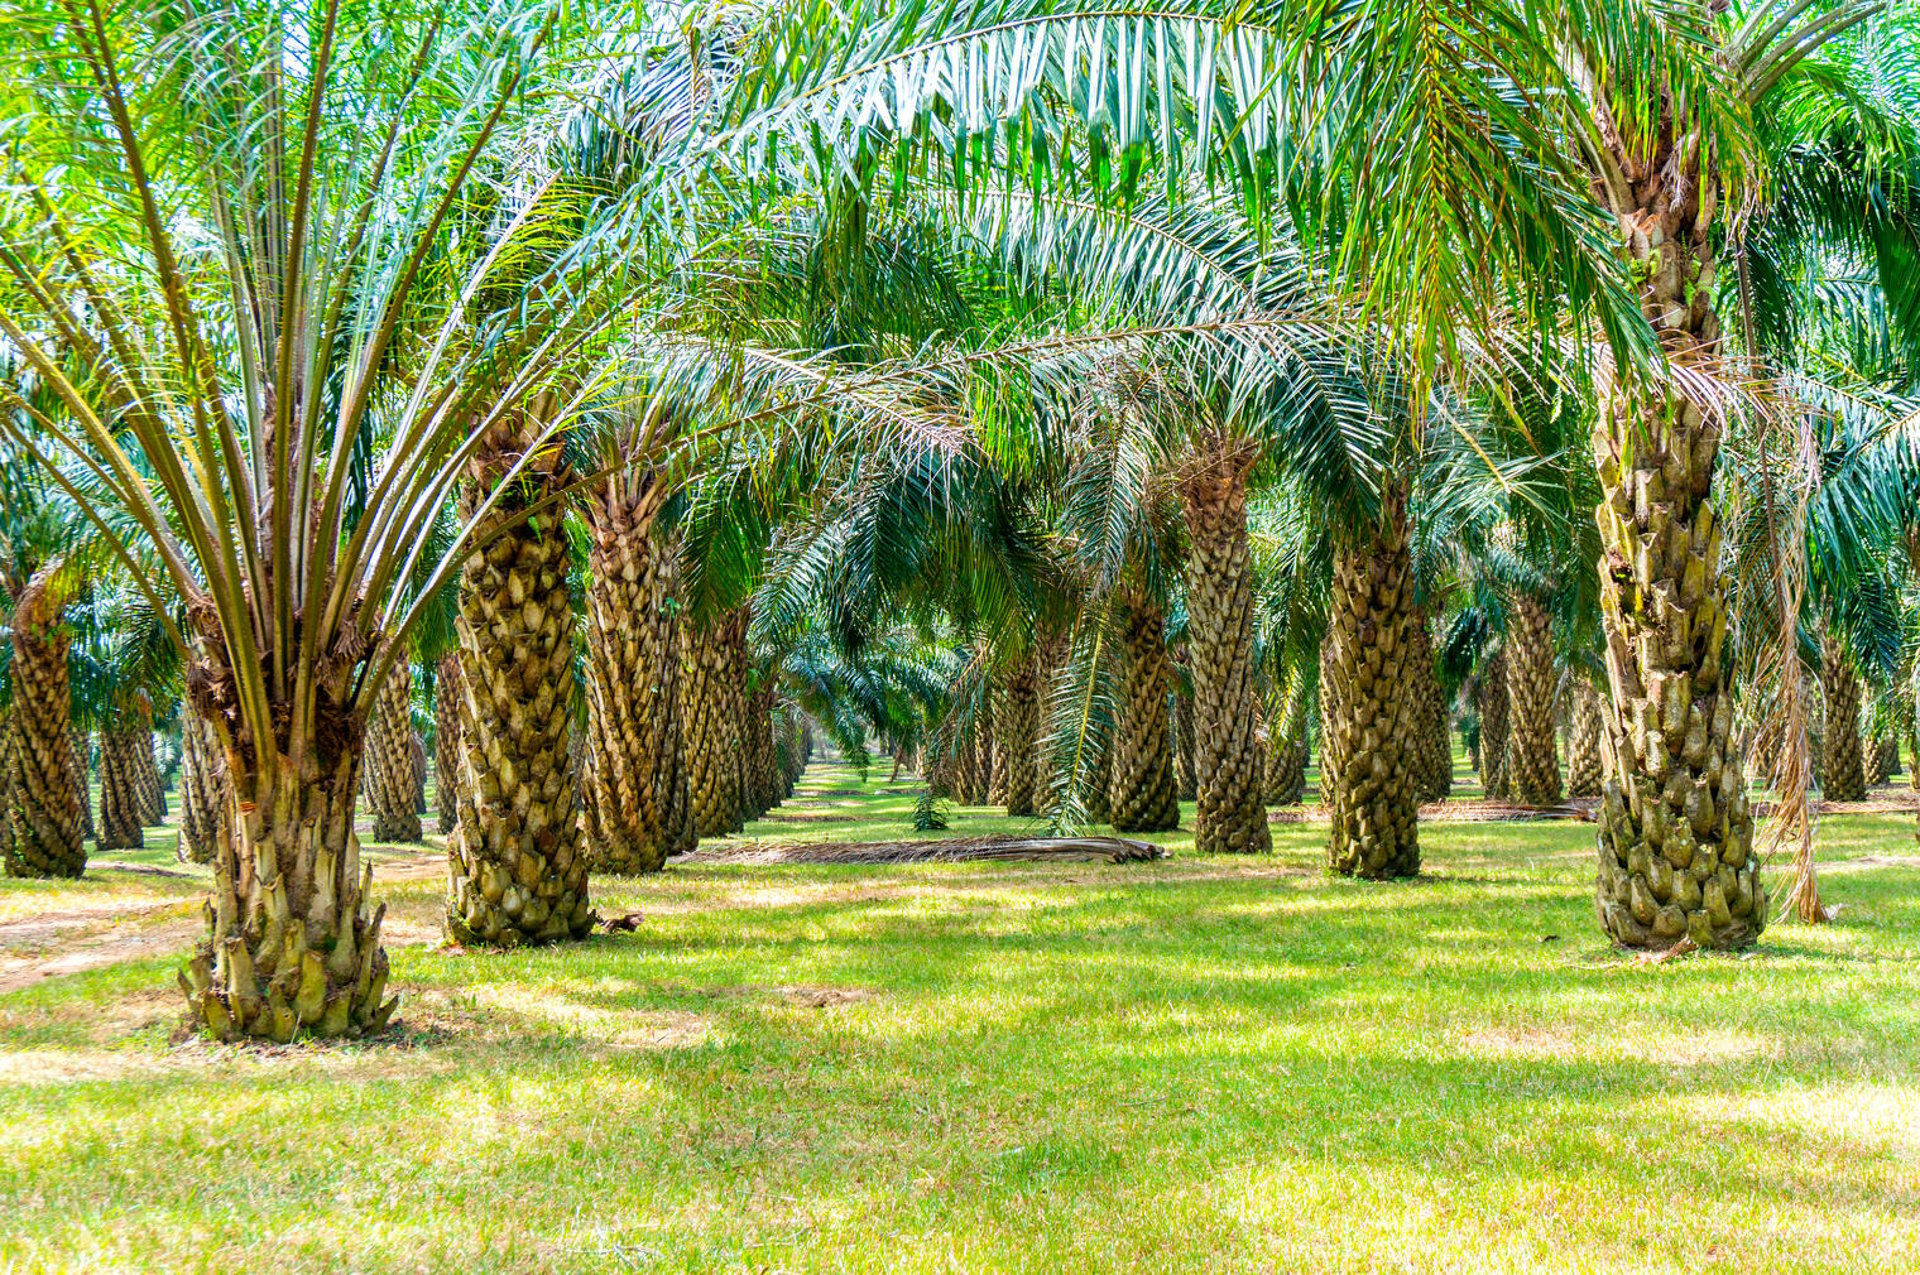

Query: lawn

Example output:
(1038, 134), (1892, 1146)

(2, 761), (1918, 1272)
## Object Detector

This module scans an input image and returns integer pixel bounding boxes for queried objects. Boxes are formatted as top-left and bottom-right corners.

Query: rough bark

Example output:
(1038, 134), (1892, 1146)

(1506, 594), (1562, 805)
(579, 482), (677, 874)
(178, 712), (393, 1041)
(1407, 619), (1451, 803)
(70, 728), (93, 841)
(1587, 91), (1766, 950)
(970, 702), (994, 806)
(1109, 595), (1180, 831)
(683, 610), (746, 838)
(445, 419), (593, 947)
(1819, 639), (1866, 801)
(1479, 655), (1511, 800)
(365, 661), (422, 842)
(1322, 496), (1418, 878)
(134, 715), (167, 826)
(178, 709), (231, 865)
(4, 569), (87, 877)
(97, 724), (146, 850)
(434, 653), (464, 835)
(952, 711), (982, 805)
(1180, 446), (1271, 855)
(0, 709), (14, 866)
(1172, 685), (1198, 802)
(1000, 659), (1040, 817)
(1566, 684), (1605, 799)
(988, 688), (1010, 806)
(746, 683), (782, 818)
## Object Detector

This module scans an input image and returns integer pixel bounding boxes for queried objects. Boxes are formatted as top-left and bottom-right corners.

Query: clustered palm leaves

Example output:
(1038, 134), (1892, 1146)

(0, 0), (1916, 1042)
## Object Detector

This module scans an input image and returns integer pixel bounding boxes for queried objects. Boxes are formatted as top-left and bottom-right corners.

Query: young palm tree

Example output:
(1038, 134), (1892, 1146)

(0, 0), (681, 1035)
(1820, 635), (1869, 801)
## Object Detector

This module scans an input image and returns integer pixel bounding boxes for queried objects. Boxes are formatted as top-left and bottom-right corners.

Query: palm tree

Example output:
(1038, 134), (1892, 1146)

(0, 0), (683, 1035)
(1567, 682), (1606, 799)
(1505, 593), (1562, 806)
(1820, 634), (1869, 801)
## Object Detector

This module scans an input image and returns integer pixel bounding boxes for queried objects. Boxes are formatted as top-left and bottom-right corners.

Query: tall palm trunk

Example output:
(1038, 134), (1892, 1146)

(434, 653), (464, 836)
(1408, 619), (1451, 803)
(1506, 594), (1562, 806)
(970, 702), (994, 805)
(98, 722), (145, 850)
(1478, 655), (1510, 800)
(1567, 684), (1605, 799)
(1322, 494), (1418, 878)
(445, 418), (593, 947)
(748, 684), (782, 816)
(5, 576), (86, 883)
(4, 569), (86, 878)
(1000, 658), (1040, 817)
(178, 708), (230, 865)
(134, 714), (167, 826)
(1109, 593), (1180, 831)
(1179, 444), (1270, 855)
(952, 712), (982, 805)
(70, 729), (94, 842)
(1819, 638), (1866, 801)
(365, 661), (422, 842)
(579, 479), (678, 874)
(1590, 145), (1763, 949)
(683, 609), (746, 838)
(0, 709), (14, 866)
(1172, 685), (1198, 802)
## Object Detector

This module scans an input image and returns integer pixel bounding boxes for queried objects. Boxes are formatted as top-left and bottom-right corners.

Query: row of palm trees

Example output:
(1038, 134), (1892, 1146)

(1, 0), (1917, 1045)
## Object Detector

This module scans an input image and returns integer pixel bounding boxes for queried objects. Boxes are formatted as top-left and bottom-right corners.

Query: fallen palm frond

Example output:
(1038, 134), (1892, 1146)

(672, 835), (1166, 865)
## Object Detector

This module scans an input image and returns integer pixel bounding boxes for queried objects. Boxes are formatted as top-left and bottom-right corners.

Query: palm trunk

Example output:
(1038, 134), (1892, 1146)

(1001, 659), (1040, 817)
(1408, 619), (1451, 803)
(445, 419), (593, 947)
(434, 653), (463, 836)
(1172, 685), (1198, 802)
(1322, 494), (1418, 878)
(748, 684), (781, 816)
(70, 729), (94, 841)
(4, 569), (87, 878)
(0, 708), (15, 866)
(1819, 638), (1866, 801)
(1590, 161), (1765, 948)
(1109, 593), (1179, 831)
(410, 734), (427, 813)
(952, 711), (981, 805)
(1179, 446), (1270, 855)
(1264, 680), (1309, 808)
(987, 688), (1009, 806)
(1566, 685), (1605, 799)
(579, 481), (677, 874)
(1478, 655), (1510, 800)
(134, 714), (167, 826)
(98, 723), (145, 850)
(683, 610), (745, 838)
(178, 708), (230, 866)
(1506, 594), (1562, 806)
(365, 661), (422, 842)
(1864, 731), (1894, 786)
(178, 710), (393, 1042)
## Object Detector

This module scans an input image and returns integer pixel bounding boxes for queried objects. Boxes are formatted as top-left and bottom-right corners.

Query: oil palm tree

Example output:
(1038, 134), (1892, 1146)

(0, 0), (680, 1035)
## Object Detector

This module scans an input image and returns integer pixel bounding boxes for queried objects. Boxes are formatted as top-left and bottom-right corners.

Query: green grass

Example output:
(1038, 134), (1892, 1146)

(2, 761), (1918, 1272)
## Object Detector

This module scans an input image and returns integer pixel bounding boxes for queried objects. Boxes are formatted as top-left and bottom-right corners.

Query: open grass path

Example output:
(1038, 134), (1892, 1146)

(2, 760), (1918, 1271)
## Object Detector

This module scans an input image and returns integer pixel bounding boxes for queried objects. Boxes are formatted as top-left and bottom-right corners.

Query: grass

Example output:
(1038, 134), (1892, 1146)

(2, 759), (1918, 1272)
